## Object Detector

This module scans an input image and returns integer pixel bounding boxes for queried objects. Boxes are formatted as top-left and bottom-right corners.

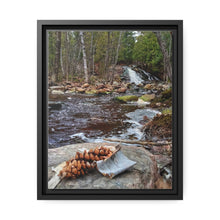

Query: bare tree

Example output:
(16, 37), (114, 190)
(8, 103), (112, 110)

(79, 31), (89, 83)
(155, 32), (172, 81)
(65, 32), (70, 81)
(60, 45), (64, 77)
(104, 32), (111, 79)
(89, 32), (94, 75)
(110, 31), (122, 84)
(54, 31), (61, 82)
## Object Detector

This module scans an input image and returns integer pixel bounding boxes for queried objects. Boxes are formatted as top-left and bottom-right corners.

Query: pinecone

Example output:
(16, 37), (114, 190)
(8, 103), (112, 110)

(58, 146), (114, 179)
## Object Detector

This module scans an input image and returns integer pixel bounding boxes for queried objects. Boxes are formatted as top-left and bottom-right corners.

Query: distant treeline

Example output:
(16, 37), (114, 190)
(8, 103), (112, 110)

(48, 31), (172, 83)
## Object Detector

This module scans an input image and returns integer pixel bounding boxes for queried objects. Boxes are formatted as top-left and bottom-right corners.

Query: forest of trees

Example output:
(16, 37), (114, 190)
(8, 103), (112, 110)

(48, 31), (172, 84)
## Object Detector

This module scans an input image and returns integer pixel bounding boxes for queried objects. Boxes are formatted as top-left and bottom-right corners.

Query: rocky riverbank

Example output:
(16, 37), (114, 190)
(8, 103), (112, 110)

(48, 66), (173, 189)
(48, 143), (169, 189)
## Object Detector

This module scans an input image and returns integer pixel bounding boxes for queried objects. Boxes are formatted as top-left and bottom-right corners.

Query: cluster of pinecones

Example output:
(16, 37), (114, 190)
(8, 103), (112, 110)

(59, 146), (113, 179)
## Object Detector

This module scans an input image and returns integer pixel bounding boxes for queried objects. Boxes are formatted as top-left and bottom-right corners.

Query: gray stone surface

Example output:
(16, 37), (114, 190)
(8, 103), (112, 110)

(48, 143), (158, 189)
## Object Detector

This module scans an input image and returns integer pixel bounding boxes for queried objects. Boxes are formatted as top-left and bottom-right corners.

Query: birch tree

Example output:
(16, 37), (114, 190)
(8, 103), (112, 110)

(110, 31), (122, 84)
(54, 31), (61, 82)
(104, 32), (110, 78)
(79, 31), (89, 83)
(65, 32), (70, 81)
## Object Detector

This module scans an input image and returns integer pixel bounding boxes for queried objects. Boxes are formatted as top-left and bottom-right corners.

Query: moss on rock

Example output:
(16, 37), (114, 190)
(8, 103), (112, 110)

(162, 107), (172, 115)
(115, 95), (138, 103)
(150, 88), (172, 108)
(85, 90), (97, 94)
(161, 88), (172, 100)
(139, 94), (155, 102)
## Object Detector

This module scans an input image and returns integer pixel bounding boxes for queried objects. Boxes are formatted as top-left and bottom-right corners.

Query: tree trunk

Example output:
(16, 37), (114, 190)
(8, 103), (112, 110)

(155, 32), (172, 81)
(60, 46), (64, 76)
(89, 32), (94, 75)
(65, 32), (69, 81)
(79, 31), (89, 83)
(104, 32), (110, 79)
(110, 31), (122, 84)
(54, 31), (61, 82)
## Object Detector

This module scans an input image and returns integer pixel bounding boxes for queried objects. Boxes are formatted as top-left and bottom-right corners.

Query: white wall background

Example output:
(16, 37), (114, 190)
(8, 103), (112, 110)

(0, 0), (220, 219)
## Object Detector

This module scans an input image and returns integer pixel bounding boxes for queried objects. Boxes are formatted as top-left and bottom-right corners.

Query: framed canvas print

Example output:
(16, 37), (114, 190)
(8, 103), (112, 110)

(37, 20), (183, 200)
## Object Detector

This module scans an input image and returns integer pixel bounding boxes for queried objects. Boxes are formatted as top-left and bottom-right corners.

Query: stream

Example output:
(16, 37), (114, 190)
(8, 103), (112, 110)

(48, 67), (160, 148)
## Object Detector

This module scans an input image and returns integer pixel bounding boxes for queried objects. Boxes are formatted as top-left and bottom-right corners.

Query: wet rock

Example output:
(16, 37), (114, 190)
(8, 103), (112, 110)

(156, 102), (162, 107)
(50, 86), (65, 91)
(96, 84), (105, 90)
(82, 83), (90, 88)
(65, 89), (75, 94)
(117, 87), (127, 93)
(76, 87), (86, 93)
(48, 143), (158, 189)
(139, 94), (155, 102)
(51, 90), (64, 95)
(115, 95), (138, 103)
(48, 101), (62, 110)
(96, 88), (109, 94)
(137, 98), (150, 106)
(144, 84), (154, 90)
(85, 89), (97, 94)
(113, 81), (119, 86)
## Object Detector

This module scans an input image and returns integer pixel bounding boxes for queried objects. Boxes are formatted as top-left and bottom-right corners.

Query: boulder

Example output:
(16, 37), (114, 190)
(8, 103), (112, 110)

(48, 101), (62, 110)
(139, 94), (155, 102)
(137, 98), (150, 106)
(82, 83), (90, 88)
(48, 143), (158, 189)
(96, 88), (109, 94)
(115, 95), (138, 103)
(117, 87), (127, 93)
(76, 87), (86, 93)
(51, 90), (64, 95)
(85, 89), (97, 95)
(144, 84), (154, 90)
(50, 86), (65, 90)
(113, 81), (119, 86)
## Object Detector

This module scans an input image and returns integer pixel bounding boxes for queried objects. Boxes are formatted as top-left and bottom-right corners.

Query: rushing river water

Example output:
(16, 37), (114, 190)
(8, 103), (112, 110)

(48, 67), (160, 148)
(48, 94), (160, 148)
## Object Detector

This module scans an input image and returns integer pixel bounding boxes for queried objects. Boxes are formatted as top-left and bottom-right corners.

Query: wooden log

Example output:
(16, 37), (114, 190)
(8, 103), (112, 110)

(103, 138), (171, 146)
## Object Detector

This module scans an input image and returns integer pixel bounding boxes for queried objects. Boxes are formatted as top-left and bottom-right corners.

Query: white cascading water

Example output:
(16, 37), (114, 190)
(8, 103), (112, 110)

(126, 67), (144, 85)
(141, 69), (159, 81)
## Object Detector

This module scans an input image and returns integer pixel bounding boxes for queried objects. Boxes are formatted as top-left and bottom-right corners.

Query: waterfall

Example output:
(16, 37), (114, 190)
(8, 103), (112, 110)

(141, 69), (159, 81)
(124, 66), (159, 84)
(126, 67), (144, 85)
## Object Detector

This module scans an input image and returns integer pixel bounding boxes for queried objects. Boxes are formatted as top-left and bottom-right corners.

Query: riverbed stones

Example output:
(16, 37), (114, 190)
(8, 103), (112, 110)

(51, 90), (64, 95)
(82, 83), (90, 88)
(144, 84), (154, 90)
(117, 87), (127, 93)
(115, 95), (138, 103)
(76, 87), (86, 93)
(48, 143), (158, 189)
(140, 94), (155, 102)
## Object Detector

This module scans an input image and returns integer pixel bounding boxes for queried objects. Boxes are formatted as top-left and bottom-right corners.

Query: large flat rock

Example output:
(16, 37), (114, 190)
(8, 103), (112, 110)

(48, 143), (158, 189)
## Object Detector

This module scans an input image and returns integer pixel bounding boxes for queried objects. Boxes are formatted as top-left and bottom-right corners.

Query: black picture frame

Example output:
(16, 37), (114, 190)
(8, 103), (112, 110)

(37, 20), (183, 200)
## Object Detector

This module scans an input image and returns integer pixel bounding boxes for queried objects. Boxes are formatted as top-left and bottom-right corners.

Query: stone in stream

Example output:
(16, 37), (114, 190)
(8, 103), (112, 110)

(51, 90), (64, 95)
(139, 94), (155, 102)
(48, 143), (158, 189)
(48, 101), (62, 110)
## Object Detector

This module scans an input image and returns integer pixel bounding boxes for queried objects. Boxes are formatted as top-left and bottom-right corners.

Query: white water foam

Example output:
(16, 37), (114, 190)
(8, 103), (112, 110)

(127, 67), (144, 85)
